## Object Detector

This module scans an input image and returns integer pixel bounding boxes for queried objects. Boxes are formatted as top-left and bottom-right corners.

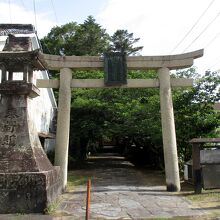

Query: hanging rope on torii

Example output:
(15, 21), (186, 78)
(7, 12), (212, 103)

(37, 49), (204, 192)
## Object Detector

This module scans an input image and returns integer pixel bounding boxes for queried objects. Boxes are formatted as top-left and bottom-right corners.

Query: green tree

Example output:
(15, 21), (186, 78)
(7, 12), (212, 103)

(70, 16), (110, 55)
(108, 29), (143, 55)
(173, 69), (220, 166)
(69, 68), (220, 169)
(41, 16), (110, 56)
(40, 22), (79, 55)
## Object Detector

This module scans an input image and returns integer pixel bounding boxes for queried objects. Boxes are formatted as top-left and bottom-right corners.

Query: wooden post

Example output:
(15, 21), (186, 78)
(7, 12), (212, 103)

(192, 143), (202, 194)
(54, 68), (72, 190)
(86, 178), (91, 220)
(158, 67), (180, 192)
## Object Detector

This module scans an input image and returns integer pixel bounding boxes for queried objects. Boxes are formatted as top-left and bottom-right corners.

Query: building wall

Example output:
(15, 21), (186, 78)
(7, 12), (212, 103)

(30, 70), (57, 134)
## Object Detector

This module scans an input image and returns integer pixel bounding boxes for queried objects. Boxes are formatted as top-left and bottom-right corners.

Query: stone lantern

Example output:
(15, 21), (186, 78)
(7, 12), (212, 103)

(0, 25), (62, 213)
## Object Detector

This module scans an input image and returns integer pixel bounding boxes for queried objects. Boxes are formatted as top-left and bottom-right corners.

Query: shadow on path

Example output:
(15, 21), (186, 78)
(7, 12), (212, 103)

(77, 153), (165, 188)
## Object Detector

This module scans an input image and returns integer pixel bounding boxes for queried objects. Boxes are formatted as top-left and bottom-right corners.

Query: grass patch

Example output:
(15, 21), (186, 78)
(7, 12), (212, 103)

(186, 190), (220, 202)
(67, 171), (89, 191)
(184, 188), (220, 218)
(44, 196), (63, 214)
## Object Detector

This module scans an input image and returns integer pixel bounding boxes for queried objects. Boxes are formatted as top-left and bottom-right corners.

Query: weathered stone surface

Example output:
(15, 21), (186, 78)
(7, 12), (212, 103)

(0, 168), (61, 213)
(202, 164), (220, 189)
(0, 82), (62, 213)
(0, 81), (40, 98)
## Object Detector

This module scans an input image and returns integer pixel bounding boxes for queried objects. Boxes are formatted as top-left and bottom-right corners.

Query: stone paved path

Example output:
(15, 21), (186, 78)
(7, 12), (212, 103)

(55, 153), (205, 219)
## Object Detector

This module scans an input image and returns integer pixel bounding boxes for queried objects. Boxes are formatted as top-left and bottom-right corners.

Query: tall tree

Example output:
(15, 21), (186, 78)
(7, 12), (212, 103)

(41, 16), (110, 56)
(70, 16), (110, 55)
(108, 29), (143, 55)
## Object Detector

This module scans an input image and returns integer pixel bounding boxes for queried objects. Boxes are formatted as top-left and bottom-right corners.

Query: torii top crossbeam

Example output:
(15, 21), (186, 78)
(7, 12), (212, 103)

(38, 49), (203, 70)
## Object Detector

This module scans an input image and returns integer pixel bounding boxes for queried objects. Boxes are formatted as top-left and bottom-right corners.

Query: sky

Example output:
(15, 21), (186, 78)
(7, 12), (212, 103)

(1, 0), (220, 74)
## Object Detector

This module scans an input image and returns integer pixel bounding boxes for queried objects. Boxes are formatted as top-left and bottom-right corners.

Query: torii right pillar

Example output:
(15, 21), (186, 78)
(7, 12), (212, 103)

(159, 67), (180, 192)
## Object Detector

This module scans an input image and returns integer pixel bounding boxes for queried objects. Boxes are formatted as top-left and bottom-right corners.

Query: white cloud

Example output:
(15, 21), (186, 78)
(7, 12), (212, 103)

(0, 2), (56, 38)
(97, 0), (220, 73)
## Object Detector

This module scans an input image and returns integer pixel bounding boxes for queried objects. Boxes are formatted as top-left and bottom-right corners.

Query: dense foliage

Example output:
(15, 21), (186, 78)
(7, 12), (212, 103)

(41, 16), (220, 170)
(41, 16), (143, 56)
(67, 69), (220, 169)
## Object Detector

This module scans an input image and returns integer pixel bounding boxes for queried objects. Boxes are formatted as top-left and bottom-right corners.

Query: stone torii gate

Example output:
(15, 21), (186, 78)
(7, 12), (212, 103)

(37, 49), (204, 192)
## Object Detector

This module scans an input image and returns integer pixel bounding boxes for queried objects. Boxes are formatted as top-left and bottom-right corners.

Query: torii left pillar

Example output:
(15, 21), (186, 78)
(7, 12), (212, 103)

(54, 68), (72, 190)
